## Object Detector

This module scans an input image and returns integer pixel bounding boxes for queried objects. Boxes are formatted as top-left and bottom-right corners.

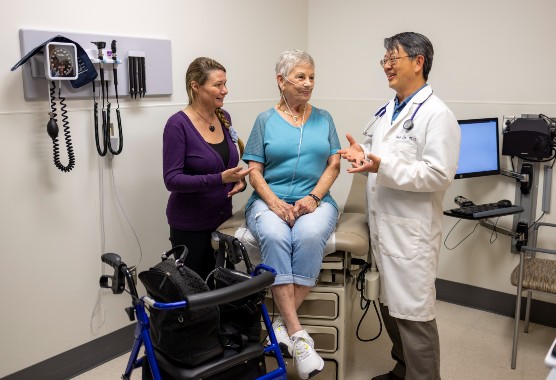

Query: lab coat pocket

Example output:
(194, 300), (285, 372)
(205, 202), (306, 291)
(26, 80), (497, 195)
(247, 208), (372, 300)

(378, 213), (420, 260)
(392, 140), (417, 162)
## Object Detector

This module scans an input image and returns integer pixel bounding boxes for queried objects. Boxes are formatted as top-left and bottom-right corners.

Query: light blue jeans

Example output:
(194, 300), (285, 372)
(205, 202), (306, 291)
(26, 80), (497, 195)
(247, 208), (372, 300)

(246, 199), (338, 286)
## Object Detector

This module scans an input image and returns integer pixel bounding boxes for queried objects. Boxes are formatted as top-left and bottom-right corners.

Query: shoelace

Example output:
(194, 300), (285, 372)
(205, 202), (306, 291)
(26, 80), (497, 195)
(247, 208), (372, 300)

(293, 336), (314, 360)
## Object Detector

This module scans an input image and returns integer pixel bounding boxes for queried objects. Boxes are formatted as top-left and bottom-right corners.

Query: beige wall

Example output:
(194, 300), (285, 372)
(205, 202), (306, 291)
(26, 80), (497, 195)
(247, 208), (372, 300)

(308, 0), (556, 296)
(0, 1), (308, 376)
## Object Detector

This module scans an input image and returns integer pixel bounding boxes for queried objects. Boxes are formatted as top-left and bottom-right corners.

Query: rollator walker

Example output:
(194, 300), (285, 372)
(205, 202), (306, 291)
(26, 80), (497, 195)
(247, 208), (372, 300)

(99, 235), (287, 380)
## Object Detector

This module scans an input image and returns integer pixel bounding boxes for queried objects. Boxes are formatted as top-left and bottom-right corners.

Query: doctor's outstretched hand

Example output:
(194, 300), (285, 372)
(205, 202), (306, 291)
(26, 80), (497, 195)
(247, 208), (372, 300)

(338, 133), (364, 163)
(346, 152), (381, 173)
(338, 133), (381, 173)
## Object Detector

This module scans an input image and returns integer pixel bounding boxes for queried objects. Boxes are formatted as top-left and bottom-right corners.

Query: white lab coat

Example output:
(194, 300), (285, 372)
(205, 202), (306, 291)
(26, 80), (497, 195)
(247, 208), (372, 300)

(363, 86), (460, 321)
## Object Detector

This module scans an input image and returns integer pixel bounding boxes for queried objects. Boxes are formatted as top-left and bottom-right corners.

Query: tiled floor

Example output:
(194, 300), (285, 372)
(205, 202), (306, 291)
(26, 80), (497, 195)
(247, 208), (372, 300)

(73, 300), (555, 379)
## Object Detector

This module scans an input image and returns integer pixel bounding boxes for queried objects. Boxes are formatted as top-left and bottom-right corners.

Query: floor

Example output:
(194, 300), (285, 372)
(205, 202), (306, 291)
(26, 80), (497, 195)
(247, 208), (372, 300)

(73, 300), (555, 380)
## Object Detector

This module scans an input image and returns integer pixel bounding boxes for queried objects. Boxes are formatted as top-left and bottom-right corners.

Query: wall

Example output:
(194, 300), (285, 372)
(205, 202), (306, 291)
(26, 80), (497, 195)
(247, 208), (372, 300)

(0, 0), (308, 376)
(308, 0), (556, 298)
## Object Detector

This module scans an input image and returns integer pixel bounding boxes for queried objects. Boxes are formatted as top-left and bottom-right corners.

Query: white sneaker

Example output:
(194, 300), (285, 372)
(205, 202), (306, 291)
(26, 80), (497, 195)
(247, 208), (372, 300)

(291, 330), (324, 379)
(267, 316), (293, 357)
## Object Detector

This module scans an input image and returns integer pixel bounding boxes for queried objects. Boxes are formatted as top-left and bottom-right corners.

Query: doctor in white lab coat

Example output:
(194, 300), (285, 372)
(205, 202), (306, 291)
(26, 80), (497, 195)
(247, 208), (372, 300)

(340, 32), (460, 380)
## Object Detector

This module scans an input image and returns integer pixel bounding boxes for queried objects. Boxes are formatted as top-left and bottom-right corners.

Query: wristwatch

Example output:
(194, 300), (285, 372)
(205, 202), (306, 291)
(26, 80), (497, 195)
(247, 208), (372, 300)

(308, 193), (321, 206)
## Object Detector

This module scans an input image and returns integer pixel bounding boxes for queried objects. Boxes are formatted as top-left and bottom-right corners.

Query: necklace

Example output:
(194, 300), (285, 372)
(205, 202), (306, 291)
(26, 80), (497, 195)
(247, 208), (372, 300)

(279, 106), (300, 122)
(192, 107), (216, 132)
(278, 100), (307, 127)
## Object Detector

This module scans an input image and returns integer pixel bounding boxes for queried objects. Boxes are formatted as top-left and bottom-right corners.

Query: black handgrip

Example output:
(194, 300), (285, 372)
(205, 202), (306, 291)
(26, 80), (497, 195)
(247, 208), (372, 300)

(233, 239), (254, 272)
(94, 101), (98, 128)
(113, 67), (118, 86)
(212, 230), (225, 242)
(106, 104), (111, 130)
(128, 57), (133, 96)
(116, 109), (122, 131)
(140, 57), (146, 97)
(101, 252), (122, 269)
(102, 110), (107, 136)
(162, 245), (188, 262)
(111, 40), (117, 55)
(185, 271), (274, 310)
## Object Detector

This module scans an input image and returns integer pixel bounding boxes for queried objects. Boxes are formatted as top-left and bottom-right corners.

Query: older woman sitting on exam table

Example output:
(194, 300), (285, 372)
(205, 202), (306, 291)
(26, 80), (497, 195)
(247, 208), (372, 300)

(241, 49), (341, 380)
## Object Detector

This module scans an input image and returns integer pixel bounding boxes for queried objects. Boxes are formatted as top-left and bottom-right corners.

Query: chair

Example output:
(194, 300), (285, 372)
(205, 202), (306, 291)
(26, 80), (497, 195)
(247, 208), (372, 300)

(510, 222), (556, 369)
(214, 173), (370, 380)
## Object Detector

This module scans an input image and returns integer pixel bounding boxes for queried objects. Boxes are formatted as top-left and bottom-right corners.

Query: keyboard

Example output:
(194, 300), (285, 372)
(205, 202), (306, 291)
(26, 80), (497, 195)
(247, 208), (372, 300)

(450, 202), (524, 219)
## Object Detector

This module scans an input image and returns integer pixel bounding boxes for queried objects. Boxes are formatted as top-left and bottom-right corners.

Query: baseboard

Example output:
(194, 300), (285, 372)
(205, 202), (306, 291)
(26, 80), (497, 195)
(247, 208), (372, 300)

(436, 278), (556, 328)
(3, 324), (135, 380)
(4, 281), (555, 379)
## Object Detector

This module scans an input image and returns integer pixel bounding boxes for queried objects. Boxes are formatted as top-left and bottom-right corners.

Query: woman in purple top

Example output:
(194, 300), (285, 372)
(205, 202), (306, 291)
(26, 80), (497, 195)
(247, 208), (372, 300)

(163, 57), (252, 279)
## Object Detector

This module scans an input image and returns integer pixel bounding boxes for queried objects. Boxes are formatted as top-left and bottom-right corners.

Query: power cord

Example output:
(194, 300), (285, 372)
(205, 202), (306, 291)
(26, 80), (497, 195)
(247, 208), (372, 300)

(444, 216), (505, 250)
(91, 158), (144, 334)
(444, 219), (478, 250)
(110, 161), (144, 268)
(354, 260), (382, 342)
(488, 218), (499, 244)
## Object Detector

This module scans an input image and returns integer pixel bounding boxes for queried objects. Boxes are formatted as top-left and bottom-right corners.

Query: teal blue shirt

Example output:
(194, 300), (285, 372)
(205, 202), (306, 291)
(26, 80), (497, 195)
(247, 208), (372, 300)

(243, 107), (340, 211)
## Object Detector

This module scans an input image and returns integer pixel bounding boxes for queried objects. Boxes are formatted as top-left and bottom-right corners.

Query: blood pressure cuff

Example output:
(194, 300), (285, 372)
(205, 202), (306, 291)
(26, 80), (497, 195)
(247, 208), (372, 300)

(11, 35), (97, 88)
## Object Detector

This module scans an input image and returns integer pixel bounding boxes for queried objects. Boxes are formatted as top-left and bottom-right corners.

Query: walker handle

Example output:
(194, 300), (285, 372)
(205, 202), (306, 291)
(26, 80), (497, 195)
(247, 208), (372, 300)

(185, 270), (275, 310)
(101, 252), (122, 269)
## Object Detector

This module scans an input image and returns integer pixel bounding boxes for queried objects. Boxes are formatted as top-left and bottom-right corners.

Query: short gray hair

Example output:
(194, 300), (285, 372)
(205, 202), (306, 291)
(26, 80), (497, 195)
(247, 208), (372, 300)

(384, 32), (434, 81)
(275, 49), (315, 77)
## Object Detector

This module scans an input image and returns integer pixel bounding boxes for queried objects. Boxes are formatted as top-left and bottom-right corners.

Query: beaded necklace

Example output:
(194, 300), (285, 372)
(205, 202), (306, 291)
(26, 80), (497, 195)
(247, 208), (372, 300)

(278, 96), (307, 127)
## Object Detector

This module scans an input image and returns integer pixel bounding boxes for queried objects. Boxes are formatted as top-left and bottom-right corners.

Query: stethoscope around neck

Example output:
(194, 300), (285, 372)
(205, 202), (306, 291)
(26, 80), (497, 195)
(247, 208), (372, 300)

(363, 91), (433, 136)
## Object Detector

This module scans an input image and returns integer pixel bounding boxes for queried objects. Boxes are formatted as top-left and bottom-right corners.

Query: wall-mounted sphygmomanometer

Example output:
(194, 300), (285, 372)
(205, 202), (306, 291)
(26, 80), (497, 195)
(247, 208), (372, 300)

(45, 42), (78, 172)
(11, 35), (98, 173)
(46, 42), (78, 80)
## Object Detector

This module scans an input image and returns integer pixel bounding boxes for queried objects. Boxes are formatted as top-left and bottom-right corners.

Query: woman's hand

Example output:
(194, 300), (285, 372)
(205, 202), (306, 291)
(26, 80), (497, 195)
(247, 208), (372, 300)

(269, 199), (295, 227)
(222, 166), (254, 184)
(293, 196), (317, 219)
(227, 179), (247, 197)
(337, 133), (365, 164)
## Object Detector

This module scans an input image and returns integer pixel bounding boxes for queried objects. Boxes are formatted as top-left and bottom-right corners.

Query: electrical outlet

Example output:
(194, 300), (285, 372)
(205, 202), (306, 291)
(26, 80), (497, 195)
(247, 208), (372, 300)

(129, 266), (137, 284)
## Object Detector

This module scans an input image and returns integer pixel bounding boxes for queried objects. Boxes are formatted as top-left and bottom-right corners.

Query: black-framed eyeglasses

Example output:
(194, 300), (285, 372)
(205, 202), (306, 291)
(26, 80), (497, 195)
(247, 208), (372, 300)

(379, 56), (410, 67)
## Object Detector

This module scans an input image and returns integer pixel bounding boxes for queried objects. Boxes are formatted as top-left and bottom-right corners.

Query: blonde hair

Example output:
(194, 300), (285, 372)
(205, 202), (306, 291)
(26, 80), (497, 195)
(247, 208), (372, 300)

(216, 108), (244, 157)
(186, 57), (244, 157)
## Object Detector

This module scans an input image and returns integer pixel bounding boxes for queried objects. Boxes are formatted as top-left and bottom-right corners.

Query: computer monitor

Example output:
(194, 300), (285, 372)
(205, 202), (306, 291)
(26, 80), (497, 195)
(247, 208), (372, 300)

(455, 117), (500, 179)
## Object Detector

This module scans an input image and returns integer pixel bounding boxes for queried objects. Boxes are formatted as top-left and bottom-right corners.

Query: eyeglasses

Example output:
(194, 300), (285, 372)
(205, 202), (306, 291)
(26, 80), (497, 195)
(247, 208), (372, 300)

(379, 56), (410, 67)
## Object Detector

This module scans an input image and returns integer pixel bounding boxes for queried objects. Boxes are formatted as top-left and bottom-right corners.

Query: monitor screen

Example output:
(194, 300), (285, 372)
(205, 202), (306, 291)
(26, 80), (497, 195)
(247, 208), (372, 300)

(455, 118), (500, 179)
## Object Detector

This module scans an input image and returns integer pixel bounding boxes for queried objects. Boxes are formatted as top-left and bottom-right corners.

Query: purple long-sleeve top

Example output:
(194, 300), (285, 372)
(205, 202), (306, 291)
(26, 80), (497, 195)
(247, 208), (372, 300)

(163, 109), (239, 231)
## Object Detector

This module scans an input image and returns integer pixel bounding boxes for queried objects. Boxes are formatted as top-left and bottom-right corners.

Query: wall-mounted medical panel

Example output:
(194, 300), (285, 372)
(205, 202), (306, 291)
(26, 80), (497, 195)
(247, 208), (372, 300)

(17, 28), (172, 101)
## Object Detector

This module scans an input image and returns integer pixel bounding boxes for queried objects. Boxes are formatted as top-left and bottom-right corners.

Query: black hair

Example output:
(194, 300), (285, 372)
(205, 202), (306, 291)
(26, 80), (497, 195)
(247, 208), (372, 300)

(384, 32), (434, 80)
